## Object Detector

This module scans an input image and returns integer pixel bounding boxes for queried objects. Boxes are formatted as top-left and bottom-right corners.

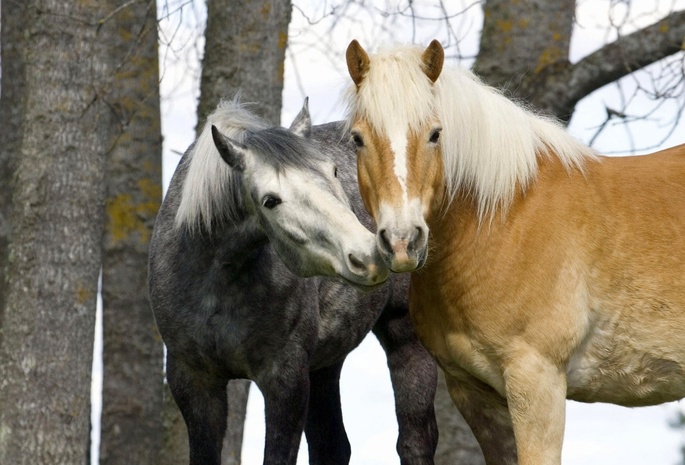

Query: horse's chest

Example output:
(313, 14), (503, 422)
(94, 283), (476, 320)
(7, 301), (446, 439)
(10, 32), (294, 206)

(310, 282), (383, 367)
(408, 279), (507, 395)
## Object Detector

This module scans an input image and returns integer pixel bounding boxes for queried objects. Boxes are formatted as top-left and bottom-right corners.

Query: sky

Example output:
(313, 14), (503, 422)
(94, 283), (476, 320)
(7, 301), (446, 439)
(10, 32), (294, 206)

(91, 1), (685, 464)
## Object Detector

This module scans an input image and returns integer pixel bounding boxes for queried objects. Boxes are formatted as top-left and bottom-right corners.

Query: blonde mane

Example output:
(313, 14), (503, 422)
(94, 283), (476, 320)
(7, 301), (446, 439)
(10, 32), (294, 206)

(175, 98), (269, 232)
(345, 44), (597, 220)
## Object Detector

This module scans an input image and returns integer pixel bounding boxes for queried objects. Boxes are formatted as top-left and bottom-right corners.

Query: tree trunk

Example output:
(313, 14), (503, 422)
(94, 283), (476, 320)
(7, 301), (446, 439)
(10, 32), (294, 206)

(158, 1), (292, 463)
(474, 0), (576, 120)
(434, 371), (485, 465)
(0, 0), (121, 462)
(197, 0), (292, 127)
(0, 0), (27, 330)
(99, 1), (165, 464)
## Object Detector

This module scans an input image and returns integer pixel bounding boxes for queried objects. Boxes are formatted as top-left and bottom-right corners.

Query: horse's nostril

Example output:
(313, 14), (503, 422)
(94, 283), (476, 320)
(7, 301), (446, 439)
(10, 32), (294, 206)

(348, 253), (367, 272)
(378, 229), (392, 253)
(409, 226), (424, 252)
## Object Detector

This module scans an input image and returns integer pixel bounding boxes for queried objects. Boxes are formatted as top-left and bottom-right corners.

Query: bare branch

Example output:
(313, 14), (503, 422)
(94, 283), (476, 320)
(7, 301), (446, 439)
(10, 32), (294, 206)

(567, 9), (685, 107)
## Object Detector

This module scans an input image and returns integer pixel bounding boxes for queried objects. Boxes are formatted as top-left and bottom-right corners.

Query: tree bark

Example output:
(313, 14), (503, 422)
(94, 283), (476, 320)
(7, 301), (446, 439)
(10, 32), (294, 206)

(158, 1), (292, 464)
(0, 0), (28, 332)
(474, 0), (685, 122)
(434, 372), (485, 465)
(0, 0), (121, 462)
(197, 0), (292, 127)
(473, 0), (576, 120)
(99, 1), (165, 464)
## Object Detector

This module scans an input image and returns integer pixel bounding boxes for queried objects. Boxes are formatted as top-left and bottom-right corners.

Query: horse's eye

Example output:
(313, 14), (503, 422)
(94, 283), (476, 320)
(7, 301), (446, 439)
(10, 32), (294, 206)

(333, 166), (338, 178)
(262, 196), (281, 209)
(429, 128), (441, 144)
(351, 132), (364, 148)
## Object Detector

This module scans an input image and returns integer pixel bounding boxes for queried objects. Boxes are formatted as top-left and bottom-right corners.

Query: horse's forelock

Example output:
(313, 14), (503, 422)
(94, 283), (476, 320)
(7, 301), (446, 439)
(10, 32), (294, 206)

(175, 100), (270, 233)
(344, 44), (436, 136)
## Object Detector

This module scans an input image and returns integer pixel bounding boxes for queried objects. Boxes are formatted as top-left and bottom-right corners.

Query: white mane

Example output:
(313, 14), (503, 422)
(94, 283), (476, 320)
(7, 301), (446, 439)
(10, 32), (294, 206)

(345, 44), (596, 220)
(175, 98), (269, 232)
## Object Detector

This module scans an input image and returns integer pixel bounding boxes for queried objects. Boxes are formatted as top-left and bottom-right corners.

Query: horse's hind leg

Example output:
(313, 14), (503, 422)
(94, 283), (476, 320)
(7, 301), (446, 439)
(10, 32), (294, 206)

(166, 353), (228, 465)
(373, 306), (438, 465)
(304, 362), (351, 465)
(444, 371), (517, 465)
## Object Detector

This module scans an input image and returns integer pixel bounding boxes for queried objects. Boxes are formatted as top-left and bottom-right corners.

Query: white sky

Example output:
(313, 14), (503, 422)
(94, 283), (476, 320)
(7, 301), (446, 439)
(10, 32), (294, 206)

(117, 1), (685, 464)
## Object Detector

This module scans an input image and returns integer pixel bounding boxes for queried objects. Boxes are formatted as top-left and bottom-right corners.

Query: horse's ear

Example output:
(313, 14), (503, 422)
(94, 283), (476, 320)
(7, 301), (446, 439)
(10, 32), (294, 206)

(211, 125), (247, 171)
(289, 97), (311, 138)
(346, 40), (370, 88)
(421, 40), (444, 83)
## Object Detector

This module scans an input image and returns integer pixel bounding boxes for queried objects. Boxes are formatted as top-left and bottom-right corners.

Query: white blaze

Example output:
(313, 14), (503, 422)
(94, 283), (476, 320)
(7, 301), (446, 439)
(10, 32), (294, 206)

(388, 126), (409, 206)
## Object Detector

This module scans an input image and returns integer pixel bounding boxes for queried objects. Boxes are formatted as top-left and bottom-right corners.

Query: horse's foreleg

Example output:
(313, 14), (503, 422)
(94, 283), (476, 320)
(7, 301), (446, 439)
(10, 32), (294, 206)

(444, 370), (517, 465)
(502, 349), (567, 465)
(373, 306), (439, 465)
(304, 362), (351, 464)
(259, 360), (310, 465)
(166, 353), (228, 465)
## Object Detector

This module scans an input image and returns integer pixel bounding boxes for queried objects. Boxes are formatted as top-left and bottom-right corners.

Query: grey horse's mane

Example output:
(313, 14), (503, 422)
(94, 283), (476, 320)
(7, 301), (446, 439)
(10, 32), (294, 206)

(175, 98), (269, 232)
(174, 98), (325, 233)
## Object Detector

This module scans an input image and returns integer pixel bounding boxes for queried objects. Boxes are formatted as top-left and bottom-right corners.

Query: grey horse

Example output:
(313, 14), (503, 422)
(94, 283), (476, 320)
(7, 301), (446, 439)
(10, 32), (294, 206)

(148, 98), (438, 465)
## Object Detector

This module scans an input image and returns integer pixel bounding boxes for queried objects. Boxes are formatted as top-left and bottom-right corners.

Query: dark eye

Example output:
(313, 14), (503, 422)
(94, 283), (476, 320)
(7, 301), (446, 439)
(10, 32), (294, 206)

(351, 132), (364, 148)
(333, 166), (338, 178)
(262, 196), (281, 209)
(429, 128), (441, 144)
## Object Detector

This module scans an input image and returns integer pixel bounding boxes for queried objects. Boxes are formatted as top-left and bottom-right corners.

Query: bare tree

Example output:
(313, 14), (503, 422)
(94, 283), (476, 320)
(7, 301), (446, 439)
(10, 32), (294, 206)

(0, 0), (128, 462)
(99, 1), (165, 464)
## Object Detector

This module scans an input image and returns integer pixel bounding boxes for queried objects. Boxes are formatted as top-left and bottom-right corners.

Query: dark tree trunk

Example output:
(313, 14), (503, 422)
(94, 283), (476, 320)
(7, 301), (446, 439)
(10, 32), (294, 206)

(158, 1), (293, 464)
(197, 0), (292, 127)
(0, 0), (121, 462)
(99, 1), (165, 464)
(474, 0), (576, 120)
(434, 372), (485, 465)
(0, 0), (27, 331)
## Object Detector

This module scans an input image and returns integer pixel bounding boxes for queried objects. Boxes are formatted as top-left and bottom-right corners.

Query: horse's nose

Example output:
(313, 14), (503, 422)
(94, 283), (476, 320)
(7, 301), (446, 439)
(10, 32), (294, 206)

(377, 226), (427, 272)
(346, 251), (387, 284)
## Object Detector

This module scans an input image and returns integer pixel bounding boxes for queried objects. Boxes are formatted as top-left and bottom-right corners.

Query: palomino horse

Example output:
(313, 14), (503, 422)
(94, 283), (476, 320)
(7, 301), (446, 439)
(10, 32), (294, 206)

(344, 39), (685, 465)
(149, 98), (438, 465)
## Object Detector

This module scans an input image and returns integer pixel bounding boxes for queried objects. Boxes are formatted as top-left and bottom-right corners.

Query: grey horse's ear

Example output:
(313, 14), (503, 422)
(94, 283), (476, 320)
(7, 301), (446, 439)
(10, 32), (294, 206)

(212, 125), (248, 171)
(289, 97), (311, 138)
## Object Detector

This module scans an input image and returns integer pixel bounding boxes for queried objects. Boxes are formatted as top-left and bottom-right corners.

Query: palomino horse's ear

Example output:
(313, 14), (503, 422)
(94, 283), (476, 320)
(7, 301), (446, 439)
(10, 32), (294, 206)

(211, 125), (247, 171)
(346, 40), (370, 88)
(421, 40), (444, 83)
(289, 97), (312, 138)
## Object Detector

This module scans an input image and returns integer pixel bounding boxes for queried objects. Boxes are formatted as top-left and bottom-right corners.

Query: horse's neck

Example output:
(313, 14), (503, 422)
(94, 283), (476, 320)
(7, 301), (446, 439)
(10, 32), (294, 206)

(210, 217), (271, 273)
